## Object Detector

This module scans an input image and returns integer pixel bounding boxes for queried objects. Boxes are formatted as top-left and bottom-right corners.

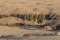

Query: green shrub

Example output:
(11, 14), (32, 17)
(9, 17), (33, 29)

(0, 15), (3, 18)
(37, 18), (43, 23)
(0, 15), (7, 18)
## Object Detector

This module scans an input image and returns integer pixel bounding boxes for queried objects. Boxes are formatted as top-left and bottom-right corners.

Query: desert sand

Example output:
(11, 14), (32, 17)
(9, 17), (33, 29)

(0, 0), (60, 40)
(0, 0), (60, 15)
(0, 26), (59, 40)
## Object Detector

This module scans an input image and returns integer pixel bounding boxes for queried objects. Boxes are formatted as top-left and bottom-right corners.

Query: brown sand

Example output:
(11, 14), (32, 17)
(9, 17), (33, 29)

(0, 26), (60, 40)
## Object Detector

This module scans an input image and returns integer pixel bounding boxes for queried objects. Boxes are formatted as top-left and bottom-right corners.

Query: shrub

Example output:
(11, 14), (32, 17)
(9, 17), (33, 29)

(37, 18), (43, 23)
(0, 15), (7, 18)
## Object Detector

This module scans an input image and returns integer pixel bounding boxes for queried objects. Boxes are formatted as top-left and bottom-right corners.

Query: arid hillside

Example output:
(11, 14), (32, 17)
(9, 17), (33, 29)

(0, 0), (60, 15)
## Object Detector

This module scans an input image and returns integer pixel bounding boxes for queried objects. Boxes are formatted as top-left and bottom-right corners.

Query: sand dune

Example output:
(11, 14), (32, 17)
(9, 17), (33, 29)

(0, 0), (60, 15)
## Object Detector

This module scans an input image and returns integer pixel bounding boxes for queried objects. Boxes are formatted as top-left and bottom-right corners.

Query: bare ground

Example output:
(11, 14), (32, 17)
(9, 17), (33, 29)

(0, 26), (59, 40)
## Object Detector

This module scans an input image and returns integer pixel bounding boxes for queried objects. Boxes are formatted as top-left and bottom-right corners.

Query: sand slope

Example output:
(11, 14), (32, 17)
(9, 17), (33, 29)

(0, 0), (60, 15)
